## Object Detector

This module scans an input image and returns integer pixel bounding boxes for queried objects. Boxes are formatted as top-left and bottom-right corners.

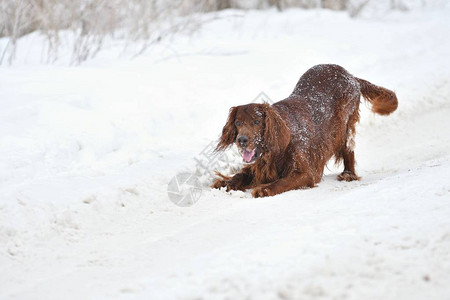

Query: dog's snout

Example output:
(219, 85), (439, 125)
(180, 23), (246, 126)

(237, 135), (249, 147)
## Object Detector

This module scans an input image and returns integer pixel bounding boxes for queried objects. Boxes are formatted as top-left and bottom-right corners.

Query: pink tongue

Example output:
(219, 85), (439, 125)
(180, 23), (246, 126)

(243, 149), (255, 163)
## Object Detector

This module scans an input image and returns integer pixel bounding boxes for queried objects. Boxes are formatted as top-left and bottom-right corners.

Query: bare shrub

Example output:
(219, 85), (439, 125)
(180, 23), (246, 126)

(0, 0), (447, 65)
(0, 0), (37, 64)
(348, 0), (370, 17)
(0, 0), (203, 64)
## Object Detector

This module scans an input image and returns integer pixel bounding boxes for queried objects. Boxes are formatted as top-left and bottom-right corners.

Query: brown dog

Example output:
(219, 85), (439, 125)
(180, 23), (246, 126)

(211, 64), (398, 197)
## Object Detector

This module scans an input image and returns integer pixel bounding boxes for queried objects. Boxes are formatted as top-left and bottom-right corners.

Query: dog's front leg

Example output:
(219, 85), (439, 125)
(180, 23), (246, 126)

(226, 172), (254, 192)
(252, 171), (314, 198)
(211, 168), (253, 192)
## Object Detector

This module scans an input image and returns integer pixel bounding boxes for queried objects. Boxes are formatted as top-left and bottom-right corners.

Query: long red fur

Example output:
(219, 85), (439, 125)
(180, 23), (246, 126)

(211, 64), (398, 197)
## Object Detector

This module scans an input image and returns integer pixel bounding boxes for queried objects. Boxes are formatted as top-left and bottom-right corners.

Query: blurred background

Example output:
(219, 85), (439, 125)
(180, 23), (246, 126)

(1, 0), (447, 64)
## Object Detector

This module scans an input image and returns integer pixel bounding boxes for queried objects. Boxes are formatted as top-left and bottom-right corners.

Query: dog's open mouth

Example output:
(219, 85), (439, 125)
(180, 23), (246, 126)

(240, 148), (258, 163)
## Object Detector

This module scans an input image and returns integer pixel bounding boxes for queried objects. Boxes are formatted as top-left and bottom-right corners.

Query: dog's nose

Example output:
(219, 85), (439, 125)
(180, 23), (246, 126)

(238, 135), (249, 147)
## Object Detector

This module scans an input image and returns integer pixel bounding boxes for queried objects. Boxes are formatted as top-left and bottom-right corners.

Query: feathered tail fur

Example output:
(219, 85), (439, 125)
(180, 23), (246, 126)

(357, 78), (398, 115)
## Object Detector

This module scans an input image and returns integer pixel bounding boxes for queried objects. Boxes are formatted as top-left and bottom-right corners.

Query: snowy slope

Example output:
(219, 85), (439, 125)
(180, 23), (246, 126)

(1, 8), (450, 300)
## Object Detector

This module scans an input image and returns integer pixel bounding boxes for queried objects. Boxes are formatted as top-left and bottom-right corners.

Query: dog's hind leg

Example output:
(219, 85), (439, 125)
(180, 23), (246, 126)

(337, 110), (361, 182)
(337, 148), (360, 181)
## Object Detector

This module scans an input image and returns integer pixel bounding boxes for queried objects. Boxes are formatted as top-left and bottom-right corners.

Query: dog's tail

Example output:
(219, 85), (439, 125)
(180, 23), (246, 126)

(356, 78), (398, 115)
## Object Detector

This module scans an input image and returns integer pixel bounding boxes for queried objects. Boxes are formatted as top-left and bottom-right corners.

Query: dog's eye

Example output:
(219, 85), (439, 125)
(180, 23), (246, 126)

(235, 121), (242, 126)
(253, 120), (260, 125)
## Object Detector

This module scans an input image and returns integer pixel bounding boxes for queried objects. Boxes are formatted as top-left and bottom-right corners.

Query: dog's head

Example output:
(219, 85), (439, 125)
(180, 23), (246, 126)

(216, 103), (290, 163)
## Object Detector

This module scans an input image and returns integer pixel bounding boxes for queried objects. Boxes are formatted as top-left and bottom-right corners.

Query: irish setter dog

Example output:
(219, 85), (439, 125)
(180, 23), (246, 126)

(211, 64), (398, 197)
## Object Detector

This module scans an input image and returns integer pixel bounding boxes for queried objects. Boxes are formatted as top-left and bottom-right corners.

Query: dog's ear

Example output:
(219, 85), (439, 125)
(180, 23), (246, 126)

(216, 106), (238, 151)
(263, 103), (290, 154)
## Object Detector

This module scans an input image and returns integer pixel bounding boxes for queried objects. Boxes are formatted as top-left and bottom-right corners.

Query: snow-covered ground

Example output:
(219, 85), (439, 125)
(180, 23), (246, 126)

(1, 7), (450, 300)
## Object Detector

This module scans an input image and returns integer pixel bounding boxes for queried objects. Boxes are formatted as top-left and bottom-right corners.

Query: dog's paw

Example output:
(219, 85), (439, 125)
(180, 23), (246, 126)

(211, 179), (246, 192)
(337, 171), (361, 182)
(211, 179), (228, 189)
(252, 186), (275, 198)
